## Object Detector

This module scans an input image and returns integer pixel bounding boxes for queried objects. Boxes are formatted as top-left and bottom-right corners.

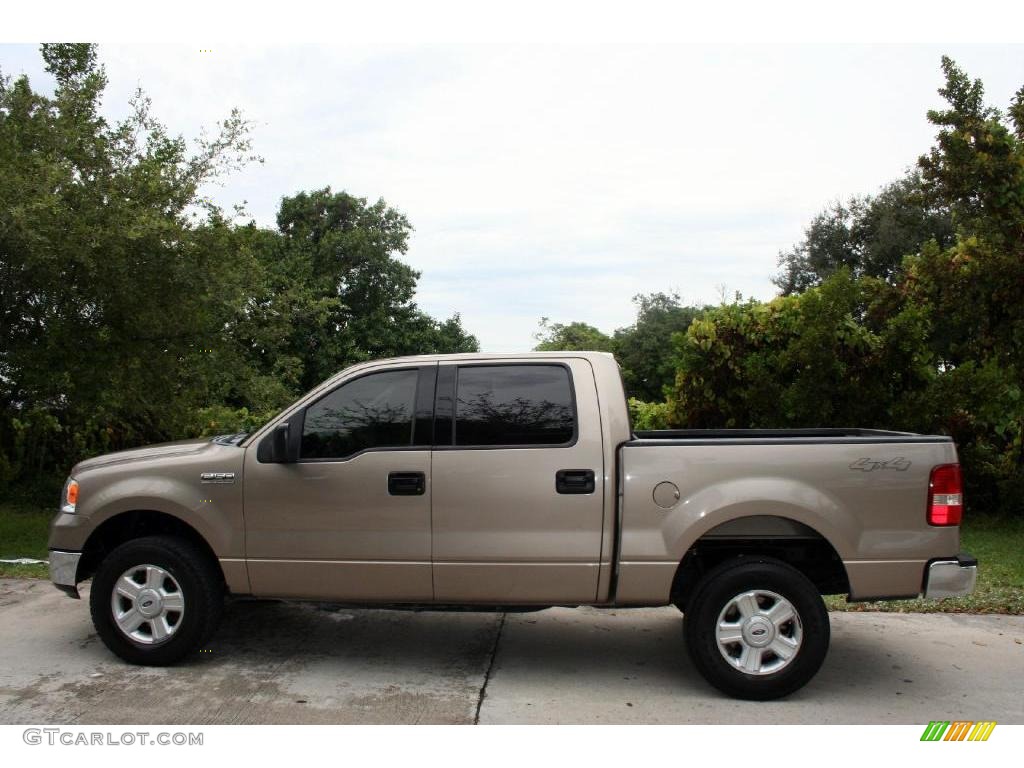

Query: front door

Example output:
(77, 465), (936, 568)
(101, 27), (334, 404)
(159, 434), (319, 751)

(243, 364), (436, 601)
(430, 359), (605, 603)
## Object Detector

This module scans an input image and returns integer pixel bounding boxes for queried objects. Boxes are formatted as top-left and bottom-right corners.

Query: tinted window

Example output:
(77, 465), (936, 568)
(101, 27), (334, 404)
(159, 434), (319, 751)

(301, 369), (418, 459)
(455, 365), (575, 446)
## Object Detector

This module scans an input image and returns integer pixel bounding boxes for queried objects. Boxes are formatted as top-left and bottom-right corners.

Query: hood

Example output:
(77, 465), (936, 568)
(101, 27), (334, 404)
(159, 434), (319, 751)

(71, 437), (214, 475)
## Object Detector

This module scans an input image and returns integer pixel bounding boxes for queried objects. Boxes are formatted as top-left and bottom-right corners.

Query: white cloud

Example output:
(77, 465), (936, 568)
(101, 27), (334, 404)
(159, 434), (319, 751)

(3, 43), (1022, 351)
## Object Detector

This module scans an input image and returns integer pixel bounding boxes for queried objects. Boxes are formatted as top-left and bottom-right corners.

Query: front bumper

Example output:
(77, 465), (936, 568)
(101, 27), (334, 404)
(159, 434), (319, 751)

(49, 549), (82, 599)
(924, 553), (978, 599)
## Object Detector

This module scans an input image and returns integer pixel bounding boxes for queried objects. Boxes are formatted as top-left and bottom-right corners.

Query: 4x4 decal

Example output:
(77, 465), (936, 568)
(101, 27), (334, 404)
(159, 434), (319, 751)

(849, 457), (911, 472)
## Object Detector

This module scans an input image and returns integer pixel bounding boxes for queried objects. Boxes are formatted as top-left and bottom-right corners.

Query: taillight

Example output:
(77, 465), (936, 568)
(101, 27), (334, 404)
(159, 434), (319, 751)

(928, 464), (963, 525)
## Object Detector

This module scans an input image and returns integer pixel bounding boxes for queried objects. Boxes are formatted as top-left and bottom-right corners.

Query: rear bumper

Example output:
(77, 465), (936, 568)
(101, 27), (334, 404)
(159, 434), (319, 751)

(924, 553), (978, 599)
(49, 549), (82, 599)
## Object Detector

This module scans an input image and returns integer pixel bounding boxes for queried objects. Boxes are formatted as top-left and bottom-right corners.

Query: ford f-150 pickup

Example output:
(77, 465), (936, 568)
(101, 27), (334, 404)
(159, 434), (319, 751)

(48, 352), (977, 699)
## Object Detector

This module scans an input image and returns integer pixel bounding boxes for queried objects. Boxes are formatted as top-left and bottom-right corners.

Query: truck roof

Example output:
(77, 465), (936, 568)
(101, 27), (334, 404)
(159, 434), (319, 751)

(349, 350), (617, 365)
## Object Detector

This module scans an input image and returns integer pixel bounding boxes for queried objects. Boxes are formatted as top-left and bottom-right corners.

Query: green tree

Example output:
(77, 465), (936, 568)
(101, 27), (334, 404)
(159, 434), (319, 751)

(0, 44), (260, 491)
(920, 56), (1024, 248)
(532, 294), (702, 402)
(911, 57), (1024, 372)
(243, 188), (478, 394)
(0, 45), (479, 493)
(674, 56), (1024, 516)
(774, 173), (954, 295)
(533, 319), (613, 353)
(905, 56), (1024, 514)
(612, 292), (702, 401)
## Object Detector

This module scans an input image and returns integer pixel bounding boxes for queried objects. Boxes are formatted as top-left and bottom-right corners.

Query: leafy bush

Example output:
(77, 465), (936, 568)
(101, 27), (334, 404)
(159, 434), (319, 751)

(628, 399), (672, 431)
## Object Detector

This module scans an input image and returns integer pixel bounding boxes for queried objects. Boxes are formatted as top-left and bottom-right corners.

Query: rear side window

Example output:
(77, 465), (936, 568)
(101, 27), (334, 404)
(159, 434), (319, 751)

(454, 365), (575, 446)
(301, 369), (418, 459)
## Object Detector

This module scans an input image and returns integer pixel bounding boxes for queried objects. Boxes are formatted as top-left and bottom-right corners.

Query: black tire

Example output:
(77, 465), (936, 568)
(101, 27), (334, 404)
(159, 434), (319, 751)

(89, 535), (224, 666)
(683, 556), (829, 700)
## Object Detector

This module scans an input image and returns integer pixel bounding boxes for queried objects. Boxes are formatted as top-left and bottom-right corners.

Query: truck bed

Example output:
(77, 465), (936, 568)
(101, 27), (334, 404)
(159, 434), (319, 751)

(614, 429), (960, 604)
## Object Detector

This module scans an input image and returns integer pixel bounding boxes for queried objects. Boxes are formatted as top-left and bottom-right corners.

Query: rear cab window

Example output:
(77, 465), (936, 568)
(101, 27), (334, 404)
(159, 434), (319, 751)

(452, 364), (576, 447)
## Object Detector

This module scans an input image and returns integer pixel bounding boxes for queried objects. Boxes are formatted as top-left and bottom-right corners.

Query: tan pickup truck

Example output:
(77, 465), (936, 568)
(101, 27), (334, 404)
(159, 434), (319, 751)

(48, 352), (977, 699)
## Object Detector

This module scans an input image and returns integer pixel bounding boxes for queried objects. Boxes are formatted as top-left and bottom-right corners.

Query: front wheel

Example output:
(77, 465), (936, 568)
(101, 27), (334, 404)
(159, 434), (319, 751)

(89, 535), (224, 666)
(684, 557), (830, 700)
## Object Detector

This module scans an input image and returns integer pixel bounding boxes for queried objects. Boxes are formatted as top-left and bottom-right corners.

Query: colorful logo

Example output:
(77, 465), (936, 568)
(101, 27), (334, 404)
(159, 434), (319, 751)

(920, 721), (996, 741)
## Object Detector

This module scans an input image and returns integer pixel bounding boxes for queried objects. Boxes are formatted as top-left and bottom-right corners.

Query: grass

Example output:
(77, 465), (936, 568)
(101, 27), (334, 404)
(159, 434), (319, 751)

(2, 500), (1022, 613)
(0, 499), (52, 579)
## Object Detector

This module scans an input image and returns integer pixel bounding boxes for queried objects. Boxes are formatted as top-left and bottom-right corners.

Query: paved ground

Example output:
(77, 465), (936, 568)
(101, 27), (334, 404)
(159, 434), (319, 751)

(1, 578), (1022, 724)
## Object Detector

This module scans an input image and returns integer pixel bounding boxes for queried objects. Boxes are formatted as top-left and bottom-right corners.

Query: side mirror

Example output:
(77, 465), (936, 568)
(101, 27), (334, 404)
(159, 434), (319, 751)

(273, 423), (291, 462)
(258, 421), (297, 463)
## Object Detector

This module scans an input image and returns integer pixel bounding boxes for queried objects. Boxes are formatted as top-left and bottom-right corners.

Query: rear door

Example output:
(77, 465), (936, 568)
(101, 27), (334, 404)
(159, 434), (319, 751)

(430, 358), (605, 603)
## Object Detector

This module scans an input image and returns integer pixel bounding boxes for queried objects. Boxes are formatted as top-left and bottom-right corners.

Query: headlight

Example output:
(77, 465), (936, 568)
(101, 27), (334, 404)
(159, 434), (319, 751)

(61, 478), (79, 514)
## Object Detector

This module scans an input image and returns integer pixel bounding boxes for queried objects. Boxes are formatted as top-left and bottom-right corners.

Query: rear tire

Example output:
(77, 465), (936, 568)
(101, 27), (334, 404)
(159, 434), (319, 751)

(89, 535), (224, 666)
(684, 556), (829, 700)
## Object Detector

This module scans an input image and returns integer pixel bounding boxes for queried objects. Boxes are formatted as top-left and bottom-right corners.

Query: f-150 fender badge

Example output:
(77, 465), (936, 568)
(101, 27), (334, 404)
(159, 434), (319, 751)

(200, 472), (236, 484)
(849, 457), (911, 472)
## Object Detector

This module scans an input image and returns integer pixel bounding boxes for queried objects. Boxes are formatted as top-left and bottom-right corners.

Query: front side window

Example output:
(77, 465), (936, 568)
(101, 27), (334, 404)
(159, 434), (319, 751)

(454, 365), (575, 446)
(301, 369), (418, 459)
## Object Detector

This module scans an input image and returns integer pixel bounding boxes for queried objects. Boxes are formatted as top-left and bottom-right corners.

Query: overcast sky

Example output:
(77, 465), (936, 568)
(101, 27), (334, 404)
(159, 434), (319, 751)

(3, 43), (1022, 351)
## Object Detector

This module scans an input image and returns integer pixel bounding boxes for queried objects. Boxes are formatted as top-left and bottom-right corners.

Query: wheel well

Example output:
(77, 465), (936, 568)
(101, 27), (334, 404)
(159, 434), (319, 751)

(77, 510), (224, 586)
(669, 521), (850, 611)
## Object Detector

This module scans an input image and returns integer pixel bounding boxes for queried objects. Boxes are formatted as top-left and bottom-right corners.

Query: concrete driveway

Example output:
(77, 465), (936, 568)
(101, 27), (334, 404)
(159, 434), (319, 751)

(1, 578), (1022, 724)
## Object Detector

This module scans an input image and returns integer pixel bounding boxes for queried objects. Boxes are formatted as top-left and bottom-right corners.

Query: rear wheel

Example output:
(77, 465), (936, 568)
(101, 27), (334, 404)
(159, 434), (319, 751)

(90, 535), (223, 666)
(684, 557), (829, 700)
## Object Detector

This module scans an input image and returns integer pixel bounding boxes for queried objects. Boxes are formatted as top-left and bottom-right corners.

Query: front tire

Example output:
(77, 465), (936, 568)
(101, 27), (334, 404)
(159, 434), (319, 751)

(89, 535), (224, 666)
(684, 557), (830, 700)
